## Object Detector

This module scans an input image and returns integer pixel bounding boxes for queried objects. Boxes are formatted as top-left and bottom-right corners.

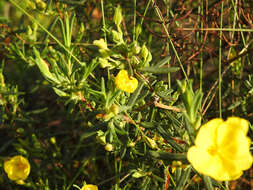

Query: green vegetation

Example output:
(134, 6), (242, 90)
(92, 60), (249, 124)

(0, 0), (253, 189)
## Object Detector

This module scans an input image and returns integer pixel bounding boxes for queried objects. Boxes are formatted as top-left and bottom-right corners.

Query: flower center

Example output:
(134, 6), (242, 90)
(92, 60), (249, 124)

(207, 146), (218, 155)
(17, 163), (27, 170)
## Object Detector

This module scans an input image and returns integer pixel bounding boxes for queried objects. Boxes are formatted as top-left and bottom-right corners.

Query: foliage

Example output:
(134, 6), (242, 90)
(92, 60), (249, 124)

(0, 0), (253, 189)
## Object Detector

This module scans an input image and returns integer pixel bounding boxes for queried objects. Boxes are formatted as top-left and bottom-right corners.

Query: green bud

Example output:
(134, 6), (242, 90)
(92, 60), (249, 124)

(50, 137), (56, 144)
(32, 23), (38, 32)
(146, 51), (152, 64)
(111, 30), (123, 44)
(27, 26), (33, 36)
(98, 58), (111, 68)
(36, 0), (46, 10)
(80, 22), (85, 33)
(135, 24), (142, 39)
(26, 0), (36, 9)
(132, 41), (141, 54)
(109, 104), (119, 115)
(140, 44), (149, 61)
(96, 131), (106, 145)
(132, 169), (147, 178)
(17, 148), (28, 156)
(143, 136), (158, 149)
(108, 120), (114, 129)
(113, 5), (122, 30)
(105, 143), (114, 152)
(90, 101), (96, 108)
(93, 38), (108, 49)
(16, 128), (24, 134)
(128, 141), (136, 147)
(118, 121), (125, 128)
(32, 134), (41, 149)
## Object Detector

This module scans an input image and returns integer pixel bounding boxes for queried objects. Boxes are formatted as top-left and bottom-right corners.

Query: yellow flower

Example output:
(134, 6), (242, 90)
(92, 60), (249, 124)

(81, 184), (98, 190)
(4, 155), (30, 184)
(187, 117), (253, 181)
(115, 70), (138, 93)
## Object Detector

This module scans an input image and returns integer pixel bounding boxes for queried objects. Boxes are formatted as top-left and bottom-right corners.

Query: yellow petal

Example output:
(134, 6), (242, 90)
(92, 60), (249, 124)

(195, 118), (223, 149)
(226, 117), (249, 134)
(217, 118), (253, 172)
(187, 117), (253, 181)
(4, 155), (30, 182)
(187, 146), (239, 181)
(81, 184), (98, 190)
(125, 77), (138, 93)
(115, 70), (138, 93)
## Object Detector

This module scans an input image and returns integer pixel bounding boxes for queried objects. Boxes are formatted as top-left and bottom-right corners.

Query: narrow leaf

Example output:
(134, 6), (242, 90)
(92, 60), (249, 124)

(139, 66), (179, 74)
(203, 175), (215, 190)
(149, 151), (187, 162)
(175, 167), (191, 190)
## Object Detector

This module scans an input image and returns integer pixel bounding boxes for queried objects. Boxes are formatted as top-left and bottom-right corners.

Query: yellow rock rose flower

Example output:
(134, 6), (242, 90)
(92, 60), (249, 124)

(4, 155), (30, 184)
(115, 70), (138, 93)
(187, 117), (253, 181)
(81, 184), (98, 190)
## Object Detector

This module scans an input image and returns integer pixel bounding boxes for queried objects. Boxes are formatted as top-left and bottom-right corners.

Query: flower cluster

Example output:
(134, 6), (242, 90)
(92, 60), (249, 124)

(115, 70), (138, 93)
(187, 117), (253, 181)
(4, 155), (30, 184)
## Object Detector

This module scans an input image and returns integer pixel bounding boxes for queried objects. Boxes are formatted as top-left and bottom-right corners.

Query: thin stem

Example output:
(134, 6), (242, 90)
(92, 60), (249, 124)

(136, 0), (152, 41)
(165, 0), (171, 89)
(177, 28), (253, 32)
(101, 0), (107, 42)
(219, 1), (224, 118)
(152, 0), (188, 82)
(9, 0), (82, 67)
(133, 0), (136, 41)
(230, 0), (251, 65)
(199, 0), (204, 93)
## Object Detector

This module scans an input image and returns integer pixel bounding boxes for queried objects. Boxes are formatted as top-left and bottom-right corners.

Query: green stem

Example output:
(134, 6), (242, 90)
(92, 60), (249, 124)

(101, 0), (107, 42)
(133, 0), (136, 41)
(9, 0), (82, 67)
(152, 0), (188, 82)
(199, 0), (204, 93)
(219, 1), (224, 118)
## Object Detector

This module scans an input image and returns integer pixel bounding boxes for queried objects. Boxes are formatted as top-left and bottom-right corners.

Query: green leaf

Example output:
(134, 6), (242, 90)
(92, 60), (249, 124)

(82, 58), (100, 82)
(139, 121), (158, 129)
(191, 90), (203, 119)
(157, 125), (184, 152)
(175, 167), (191, 190)
(127, 81), (145, 108)
(139, 66), (179, 74)
(149, 151), (187, 162)
(53, 87), (69, 97)
(203, 175), (215, 190)
(33, 47), (60, 84)
(156, 56), (171, 67)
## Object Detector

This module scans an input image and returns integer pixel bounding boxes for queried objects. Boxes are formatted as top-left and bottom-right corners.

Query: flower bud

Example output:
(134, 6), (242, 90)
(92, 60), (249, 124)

(36, 0), (46, 10)
(111, 30), (123, 44)
(140, 44), (149, 60)
(98, 58), (111, 68)
(144, 136), (158, 149)
(93, 38), (108, 49)
(113, 5), (122, 30)
(105, 143), (114, 152)
(50, 137), (56, 144)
